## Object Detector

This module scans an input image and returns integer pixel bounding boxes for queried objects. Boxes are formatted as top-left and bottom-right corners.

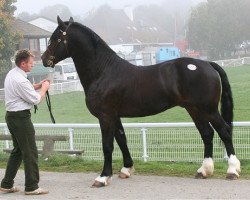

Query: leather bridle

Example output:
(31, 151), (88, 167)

(46, 23), (72, 67)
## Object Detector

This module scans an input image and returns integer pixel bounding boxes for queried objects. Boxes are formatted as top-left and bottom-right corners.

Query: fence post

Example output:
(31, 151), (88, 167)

(68, 128), (74, 150)
(224, 148), (228, 160)
(4, 127), (9, 149)
(242, 58), (245, 65)
(60, 83), (63, 94)
(141, 128), (148, 162)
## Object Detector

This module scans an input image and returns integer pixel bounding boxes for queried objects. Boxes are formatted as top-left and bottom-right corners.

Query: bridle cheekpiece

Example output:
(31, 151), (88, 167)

(46, 22), (72, 67)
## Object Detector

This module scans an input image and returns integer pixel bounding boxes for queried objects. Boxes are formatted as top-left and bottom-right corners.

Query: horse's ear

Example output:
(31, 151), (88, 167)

(57, 16), (67, 31)
(69, 17), (74, 23)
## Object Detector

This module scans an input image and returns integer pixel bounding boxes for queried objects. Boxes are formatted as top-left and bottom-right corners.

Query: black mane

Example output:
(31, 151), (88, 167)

(72, 22), (112, 51)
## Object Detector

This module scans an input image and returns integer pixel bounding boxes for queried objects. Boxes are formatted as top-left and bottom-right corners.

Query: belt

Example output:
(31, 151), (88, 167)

(7, 109), (30, 113)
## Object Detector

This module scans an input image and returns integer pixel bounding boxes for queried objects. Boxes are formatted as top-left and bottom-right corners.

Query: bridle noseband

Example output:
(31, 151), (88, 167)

(46, 23), (72, 67)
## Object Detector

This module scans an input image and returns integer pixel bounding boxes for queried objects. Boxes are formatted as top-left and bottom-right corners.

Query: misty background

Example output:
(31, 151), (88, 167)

(15, 0), (205, 45)
(14, 0), (250, 60)
(14, 0), (204, 17)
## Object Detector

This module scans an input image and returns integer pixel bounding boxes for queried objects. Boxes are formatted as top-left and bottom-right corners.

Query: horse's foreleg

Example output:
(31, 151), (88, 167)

(92, 117), (115, 187)
(114, 119), (134, 178)
(209, 112), (241, 180)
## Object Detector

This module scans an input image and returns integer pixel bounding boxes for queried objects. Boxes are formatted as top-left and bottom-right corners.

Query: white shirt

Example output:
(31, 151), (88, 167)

(4, 67), (41, 111)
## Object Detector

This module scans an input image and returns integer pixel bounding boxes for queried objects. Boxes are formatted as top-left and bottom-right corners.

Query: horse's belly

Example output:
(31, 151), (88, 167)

(119, 102), (174, 117)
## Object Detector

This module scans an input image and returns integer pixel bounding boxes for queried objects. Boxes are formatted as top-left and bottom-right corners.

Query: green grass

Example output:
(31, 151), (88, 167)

(0, 153), (249, 178)
(226, 65), (250, 121)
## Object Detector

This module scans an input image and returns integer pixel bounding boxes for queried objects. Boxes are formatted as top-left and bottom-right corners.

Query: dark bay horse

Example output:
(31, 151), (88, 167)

(42, 16), (240, 187)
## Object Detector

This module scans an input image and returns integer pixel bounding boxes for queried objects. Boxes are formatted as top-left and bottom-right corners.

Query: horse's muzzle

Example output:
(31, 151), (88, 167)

(41, 53), (55, 67)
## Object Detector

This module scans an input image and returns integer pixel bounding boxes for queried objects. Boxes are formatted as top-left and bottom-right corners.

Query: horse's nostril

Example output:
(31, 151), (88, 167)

(47, 60), (53, 67)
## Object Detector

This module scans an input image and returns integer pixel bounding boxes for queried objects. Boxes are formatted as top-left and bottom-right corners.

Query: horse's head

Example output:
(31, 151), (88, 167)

(41, 16), (74, 68)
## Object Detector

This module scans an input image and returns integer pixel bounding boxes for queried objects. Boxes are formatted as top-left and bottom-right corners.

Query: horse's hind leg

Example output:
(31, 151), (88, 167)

(114, 118), (134, 178)
(208, 111), (241, 179)
(186, 108), (215, 179)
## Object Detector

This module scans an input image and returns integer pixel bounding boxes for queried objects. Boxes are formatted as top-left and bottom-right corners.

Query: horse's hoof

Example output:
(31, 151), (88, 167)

(226, 173), (239, 180)
(119, 172), (129, 179)
(119, 167), (135, 179)
(92, 176), (112, 187)
(195, 172), (207, 179)
(91, 181), (106, 188)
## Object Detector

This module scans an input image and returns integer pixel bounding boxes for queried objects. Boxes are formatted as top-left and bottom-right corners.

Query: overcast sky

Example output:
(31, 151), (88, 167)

(14, 0), (166, 16)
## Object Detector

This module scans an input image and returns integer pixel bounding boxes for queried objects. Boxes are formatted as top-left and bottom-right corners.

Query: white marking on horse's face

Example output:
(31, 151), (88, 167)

(187, 64), (197, 70)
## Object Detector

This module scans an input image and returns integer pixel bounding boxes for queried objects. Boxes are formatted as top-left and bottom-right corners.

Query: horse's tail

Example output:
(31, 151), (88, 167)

(209, 62), (234, 130)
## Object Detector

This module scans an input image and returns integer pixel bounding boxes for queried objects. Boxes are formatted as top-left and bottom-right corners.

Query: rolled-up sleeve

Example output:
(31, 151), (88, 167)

(16, 80), (41, 105)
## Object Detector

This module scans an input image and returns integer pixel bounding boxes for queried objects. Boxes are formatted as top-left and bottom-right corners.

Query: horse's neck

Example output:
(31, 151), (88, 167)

(72, 45), (119, 92)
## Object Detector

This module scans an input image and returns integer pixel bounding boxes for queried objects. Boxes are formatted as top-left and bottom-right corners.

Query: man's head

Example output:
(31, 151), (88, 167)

(15, 49), (34, 72)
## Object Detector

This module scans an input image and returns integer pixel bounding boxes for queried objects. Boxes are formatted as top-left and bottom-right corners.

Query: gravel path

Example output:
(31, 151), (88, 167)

(0, 169), (249, 199)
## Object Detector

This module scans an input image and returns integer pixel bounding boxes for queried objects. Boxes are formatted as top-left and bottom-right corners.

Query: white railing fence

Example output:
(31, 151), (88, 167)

(0, 122), (250, 162)
(49, 80), (83, 95)
(214, 57), (250, 67)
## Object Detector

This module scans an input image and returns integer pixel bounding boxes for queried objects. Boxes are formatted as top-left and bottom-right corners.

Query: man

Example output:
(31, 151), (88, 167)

(0, 49), (50, 195)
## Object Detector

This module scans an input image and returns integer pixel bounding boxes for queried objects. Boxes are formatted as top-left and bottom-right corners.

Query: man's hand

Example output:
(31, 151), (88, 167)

(41, 80), (50, 91)
(33, 79), (51, 90)
(39, 80), (51, 102)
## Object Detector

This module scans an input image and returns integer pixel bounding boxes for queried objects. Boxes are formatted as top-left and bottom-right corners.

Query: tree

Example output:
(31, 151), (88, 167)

(187, 3), (209, 51)
(187, 0), (250, 60)
(237, 0), (250, 41)
(0, 0), (19, 87)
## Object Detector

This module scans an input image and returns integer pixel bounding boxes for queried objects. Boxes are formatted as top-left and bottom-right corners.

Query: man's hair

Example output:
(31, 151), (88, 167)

(15, 49), (34, 66)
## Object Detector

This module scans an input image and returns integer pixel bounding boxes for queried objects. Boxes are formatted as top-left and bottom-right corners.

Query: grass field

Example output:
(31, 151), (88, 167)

(0, 64), (249, 123)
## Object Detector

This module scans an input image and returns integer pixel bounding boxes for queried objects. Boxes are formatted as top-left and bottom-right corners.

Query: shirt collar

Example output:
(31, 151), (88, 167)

(15, 66), (28, 79)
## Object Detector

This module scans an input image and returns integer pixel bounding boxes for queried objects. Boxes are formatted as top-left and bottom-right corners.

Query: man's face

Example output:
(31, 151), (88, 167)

(20, 56), (34, 72)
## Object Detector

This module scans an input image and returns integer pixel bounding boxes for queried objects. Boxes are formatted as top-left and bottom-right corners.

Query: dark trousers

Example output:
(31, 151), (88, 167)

(1, 110), (39, 192)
